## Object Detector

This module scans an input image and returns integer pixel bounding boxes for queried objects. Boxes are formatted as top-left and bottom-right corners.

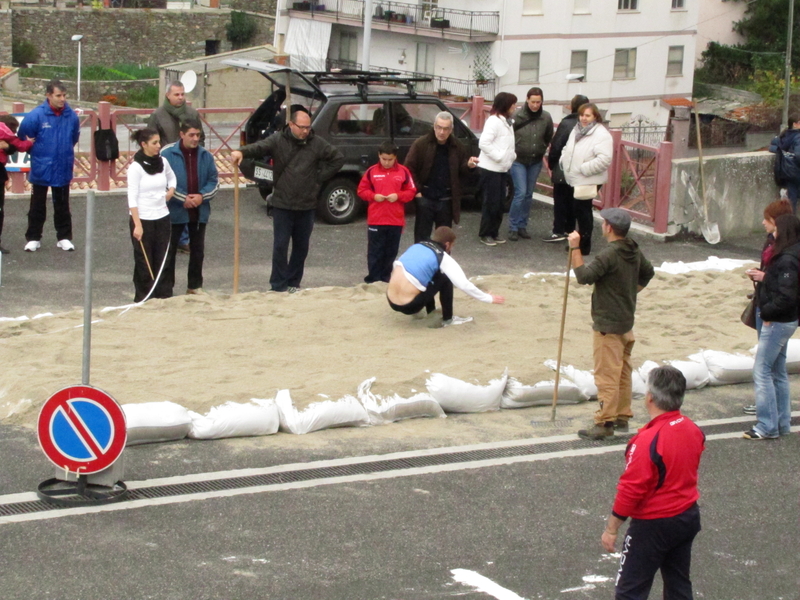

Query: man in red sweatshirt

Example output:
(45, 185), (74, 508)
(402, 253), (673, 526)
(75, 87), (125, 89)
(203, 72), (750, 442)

(357, 141), (417, 283)
(601, 365), (705, 599)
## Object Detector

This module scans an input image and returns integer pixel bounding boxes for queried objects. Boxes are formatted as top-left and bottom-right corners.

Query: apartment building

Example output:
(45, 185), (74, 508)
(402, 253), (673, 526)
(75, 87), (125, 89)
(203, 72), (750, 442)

(274, 0), (700, 125)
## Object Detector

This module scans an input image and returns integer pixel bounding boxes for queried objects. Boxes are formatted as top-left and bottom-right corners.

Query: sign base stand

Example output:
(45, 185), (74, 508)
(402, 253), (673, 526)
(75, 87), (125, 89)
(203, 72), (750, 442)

(38, 460), (128, 506)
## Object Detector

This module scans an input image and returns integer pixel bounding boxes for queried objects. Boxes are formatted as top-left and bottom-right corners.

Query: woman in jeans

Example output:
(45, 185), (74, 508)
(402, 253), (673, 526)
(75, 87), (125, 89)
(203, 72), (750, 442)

(477, 92), (517, 246)
(744, 213), (800, 439)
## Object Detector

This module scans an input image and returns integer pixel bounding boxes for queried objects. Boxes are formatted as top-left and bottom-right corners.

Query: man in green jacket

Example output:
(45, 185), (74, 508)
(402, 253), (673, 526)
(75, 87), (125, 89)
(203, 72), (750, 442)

(232, 108), (344, 292)
(568, 208), (654, 440)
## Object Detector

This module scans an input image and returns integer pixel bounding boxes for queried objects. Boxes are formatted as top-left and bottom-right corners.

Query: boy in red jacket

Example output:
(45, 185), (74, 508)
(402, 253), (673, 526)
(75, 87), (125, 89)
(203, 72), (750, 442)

(358, 141), (417, 283)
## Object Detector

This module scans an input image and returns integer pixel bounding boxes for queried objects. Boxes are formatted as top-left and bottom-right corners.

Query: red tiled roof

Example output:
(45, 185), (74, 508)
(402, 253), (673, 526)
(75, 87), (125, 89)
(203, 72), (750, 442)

(662, 97), (693, 107)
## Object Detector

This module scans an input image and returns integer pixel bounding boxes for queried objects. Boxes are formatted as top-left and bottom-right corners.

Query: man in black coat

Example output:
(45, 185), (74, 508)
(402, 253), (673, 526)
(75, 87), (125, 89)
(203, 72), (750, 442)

(232, 108), (344, 292)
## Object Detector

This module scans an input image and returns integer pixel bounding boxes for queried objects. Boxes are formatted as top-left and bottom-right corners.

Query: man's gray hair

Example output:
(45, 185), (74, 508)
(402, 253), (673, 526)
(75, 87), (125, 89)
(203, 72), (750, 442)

(435, 111), (454, 126)
(167, 81), (185, 93)
(647, 366), (686, 412)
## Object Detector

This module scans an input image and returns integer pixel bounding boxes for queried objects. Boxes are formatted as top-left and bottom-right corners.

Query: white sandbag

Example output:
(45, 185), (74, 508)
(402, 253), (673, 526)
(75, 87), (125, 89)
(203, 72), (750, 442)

(357, 378), (445, 425)
(276, 389), (370, 435)
(750, 339), (800, 374)
(632, 360), (659, 398)
(188, 400), (280, 440)
(500, 378), (586, 409)
(426, 369), (508, 413)
(700, 350), (755, 385)
(665, 359), (710, 390)
(656, 257), (756, 274)
(544, 360), (598, 399)
(123, 401), (191, 446)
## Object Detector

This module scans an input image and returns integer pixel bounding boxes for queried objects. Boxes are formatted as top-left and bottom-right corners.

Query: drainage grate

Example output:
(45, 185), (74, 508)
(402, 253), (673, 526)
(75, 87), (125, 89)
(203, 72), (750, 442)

(0, 418), (794, 518)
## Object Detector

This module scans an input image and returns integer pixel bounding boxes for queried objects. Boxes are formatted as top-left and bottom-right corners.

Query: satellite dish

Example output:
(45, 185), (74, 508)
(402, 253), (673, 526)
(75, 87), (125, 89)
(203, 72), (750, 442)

(494, 58), (509, 77)
(180, 70), (198, 94)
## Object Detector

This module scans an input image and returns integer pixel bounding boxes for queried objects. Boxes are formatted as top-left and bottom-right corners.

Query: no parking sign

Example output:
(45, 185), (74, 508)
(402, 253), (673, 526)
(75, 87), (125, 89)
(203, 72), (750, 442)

(37, 385), (127, 475)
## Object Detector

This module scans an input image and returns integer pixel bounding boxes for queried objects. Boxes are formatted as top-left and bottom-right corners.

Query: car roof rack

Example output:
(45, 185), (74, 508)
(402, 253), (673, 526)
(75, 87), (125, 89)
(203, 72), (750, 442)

(304, 70), (433, 101)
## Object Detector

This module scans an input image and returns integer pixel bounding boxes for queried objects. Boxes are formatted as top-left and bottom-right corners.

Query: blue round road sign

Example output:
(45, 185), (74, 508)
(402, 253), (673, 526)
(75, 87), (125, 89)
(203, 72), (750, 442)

(37, 385), (127, 475)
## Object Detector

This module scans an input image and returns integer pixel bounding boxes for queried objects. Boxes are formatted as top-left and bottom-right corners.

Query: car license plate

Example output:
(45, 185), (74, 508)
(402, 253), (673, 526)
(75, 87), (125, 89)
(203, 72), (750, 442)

(254, 166), (273, 182)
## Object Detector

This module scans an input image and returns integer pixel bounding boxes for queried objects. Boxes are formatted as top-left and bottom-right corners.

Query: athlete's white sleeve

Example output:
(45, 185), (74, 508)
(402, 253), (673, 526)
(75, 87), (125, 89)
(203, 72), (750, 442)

(439, 253), (494, 303)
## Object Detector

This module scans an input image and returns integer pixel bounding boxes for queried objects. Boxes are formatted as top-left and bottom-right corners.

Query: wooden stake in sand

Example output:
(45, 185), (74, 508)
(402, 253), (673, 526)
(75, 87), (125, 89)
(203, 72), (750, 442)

(551, 248), (573, 422)
(138, 238), (155, 281)
(233, 161), (240, 294)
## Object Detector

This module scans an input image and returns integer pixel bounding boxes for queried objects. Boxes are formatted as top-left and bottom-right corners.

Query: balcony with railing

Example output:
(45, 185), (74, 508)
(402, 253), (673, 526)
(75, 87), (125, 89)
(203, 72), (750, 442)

(285, 0), (500, 41)
(325, 59), (496, 100)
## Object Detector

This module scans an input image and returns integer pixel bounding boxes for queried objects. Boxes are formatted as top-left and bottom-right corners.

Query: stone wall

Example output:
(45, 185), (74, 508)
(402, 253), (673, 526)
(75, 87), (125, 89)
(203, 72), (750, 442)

(11, 8), (274, 67)
(670, 152), (778, 238)
(19, 76), (157, 103)
(229, 0), (277, 15)
(0, 9), (11, 66)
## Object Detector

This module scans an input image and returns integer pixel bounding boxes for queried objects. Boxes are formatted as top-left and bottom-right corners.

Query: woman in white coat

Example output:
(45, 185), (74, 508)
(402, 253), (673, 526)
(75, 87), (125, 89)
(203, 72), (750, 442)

(477, 92), (517, 246)
(559, 103), (613, 255)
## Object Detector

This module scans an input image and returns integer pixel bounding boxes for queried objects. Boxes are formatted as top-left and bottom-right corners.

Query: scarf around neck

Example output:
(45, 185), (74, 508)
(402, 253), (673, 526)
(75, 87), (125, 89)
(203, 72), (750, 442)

(133, 149), (163, 175)
(574, 121), (597, 142)
(163, 99), (188, 122)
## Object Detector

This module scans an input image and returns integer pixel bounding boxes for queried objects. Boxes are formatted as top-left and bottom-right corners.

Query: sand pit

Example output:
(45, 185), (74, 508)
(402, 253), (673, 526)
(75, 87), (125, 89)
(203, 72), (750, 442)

(0, 265), (762, 437)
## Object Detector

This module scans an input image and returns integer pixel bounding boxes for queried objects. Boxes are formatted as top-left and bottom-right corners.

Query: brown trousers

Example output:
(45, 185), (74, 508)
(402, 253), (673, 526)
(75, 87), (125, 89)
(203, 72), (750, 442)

(593, 329), (635, 425)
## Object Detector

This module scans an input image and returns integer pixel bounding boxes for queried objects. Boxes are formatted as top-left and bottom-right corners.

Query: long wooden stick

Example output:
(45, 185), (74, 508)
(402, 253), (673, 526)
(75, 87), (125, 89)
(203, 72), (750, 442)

(233, 162), (241, 294)
(551, 248), (573, 422)
(138, 238), (155, 281)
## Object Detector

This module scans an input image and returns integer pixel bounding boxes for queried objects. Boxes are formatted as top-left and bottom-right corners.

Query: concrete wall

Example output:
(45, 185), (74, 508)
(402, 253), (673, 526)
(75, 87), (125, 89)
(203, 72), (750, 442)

(11, 8), (273, 67)
(670, 152), (778, 238)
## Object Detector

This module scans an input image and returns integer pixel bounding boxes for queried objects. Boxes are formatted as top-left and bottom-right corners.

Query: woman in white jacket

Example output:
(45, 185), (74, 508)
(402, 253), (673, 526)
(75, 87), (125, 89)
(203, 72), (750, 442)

(559, 103), (613, 255)
(477, 92), (517, 246)
(127, 127), (176, 302)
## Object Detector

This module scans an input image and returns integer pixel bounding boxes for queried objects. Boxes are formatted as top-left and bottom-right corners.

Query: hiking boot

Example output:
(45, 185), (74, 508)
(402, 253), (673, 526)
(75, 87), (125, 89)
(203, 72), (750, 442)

(543, 233), (567, 243)
(479, 236), (497, 246)
(493, 237), (507, 244)
(743, 404), (757, 415)
(518, 228), (531, 239)
(578, 422), (615, 440)
(186, 288), (204, 295)
(508, 230), (519, 242)
(613, 419), (629, 432)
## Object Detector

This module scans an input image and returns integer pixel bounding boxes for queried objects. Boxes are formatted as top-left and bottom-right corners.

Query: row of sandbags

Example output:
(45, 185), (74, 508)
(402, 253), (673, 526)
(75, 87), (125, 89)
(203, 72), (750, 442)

(122, 341), (794, 445)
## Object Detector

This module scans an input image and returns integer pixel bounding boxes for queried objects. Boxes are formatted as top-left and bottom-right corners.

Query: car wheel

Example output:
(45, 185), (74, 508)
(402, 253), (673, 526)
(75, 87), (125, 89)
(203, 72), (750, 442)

(318, 177), (362, 224)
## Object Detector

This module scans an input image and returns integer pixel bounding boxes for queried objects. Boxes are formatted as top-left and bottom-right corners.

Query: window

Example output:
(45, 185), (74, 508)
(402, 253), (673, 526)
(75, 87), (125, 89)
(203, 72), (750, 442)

(522, 0), (543, 15)
(573, 0), (591, 14)
(393, 102), (448, 138)
(339, 32), (358, 64)
(614, 48), (636, 79)
(667, 46), (684, 76)
(672, 0), (685, 8)
(329, 103), (387, 136)
(570, 50), (588, 80)
(519, 52), (540, 83)
(618, 0), (637, 10)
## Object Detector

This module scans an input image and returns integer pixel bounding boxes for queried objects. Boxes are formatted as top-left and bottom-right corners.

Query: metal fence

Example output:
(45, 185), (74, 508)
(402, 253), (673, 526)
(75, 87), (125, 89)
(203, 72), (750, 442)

(288, 0), (500, 36)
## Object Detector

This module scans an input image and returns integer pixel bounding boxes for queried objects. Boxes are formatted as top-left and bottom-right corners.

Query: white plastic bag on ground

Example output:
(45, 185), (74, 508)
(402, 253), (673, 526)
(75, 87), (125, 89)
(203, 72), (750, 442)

(750, 339), (800, 374)
(544, 360), (598, 399)
(426, 369), (508, 413)
(276, 389), (370, 434)
(699, 350), (755, 385)
(188, 400), (280, 440)
(665, 359), (710, 390)
(501, 378), (586, 409)
(357, 378), (445, 425)
(123, 401), (191, 446)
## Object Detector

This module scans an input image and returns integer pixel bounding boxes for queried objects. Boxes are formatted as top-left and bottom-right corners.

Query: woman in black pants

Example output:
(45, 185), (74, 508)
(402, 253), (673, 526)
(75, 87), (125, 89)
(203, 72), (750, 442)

(477, 92), (518, 246)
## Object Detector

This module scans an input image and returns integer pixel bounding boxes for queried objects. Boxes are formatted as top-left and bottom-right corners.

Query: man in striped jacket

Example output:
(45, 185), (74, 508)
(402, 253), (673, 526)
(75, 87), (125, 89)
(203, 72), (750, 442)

(601, 365), (706, 599)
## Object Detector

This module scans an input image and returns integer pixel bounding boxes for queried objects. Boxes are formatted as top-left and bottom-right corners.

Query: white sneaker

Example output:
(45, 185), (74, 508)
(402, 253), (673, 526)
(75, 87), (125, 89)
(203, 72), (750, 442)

(442, 316), (474, 327)
(56, 239), (75, 251)
(24, 240), (41, 252)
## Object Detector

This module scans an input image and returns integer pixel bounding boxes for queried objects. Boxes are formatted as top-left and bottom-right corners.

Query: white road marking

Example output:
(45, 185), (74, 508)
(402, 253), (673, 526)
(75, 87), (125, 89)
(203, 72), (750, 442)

(451, 569), (527, 600)
(0, 416), (796, 524)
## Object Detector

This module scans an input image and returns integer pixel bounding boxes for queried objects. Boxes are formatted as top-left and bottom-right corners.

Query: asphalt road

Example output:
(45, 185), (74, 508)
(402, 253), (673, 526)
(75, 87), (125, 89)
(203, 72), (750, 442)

(0, 190), (796, 600)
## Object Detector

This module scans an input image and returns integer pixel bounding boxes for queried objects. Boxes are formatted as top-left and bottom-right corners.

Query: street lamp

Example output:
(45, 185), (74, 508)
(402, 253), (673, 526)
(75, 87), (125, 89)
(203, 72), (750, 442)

(71, 35), (83, 102)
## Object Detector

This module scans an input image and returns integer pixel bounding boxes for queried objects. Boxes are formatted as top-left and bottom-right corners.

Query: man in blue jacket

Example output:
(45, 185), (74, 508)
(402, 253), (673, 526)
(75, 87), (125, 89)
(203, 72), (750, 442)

(18, 80), (80, 252)
(161, 118), (219, 294)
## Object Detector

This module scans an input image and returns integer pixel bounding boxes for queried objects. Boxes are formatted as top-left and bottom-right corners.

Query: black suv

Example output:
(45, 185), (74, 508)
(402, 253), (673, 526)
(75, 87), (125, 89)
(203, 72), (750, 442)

(223, 59), (480, 224)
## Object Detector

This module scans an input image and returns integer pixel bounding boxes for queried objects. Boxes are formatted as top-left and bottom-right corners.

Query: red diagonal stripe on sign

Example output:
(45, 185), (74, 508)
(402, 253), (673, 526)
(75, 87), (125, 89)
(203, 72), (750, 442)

(62, 401), (104, 460)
